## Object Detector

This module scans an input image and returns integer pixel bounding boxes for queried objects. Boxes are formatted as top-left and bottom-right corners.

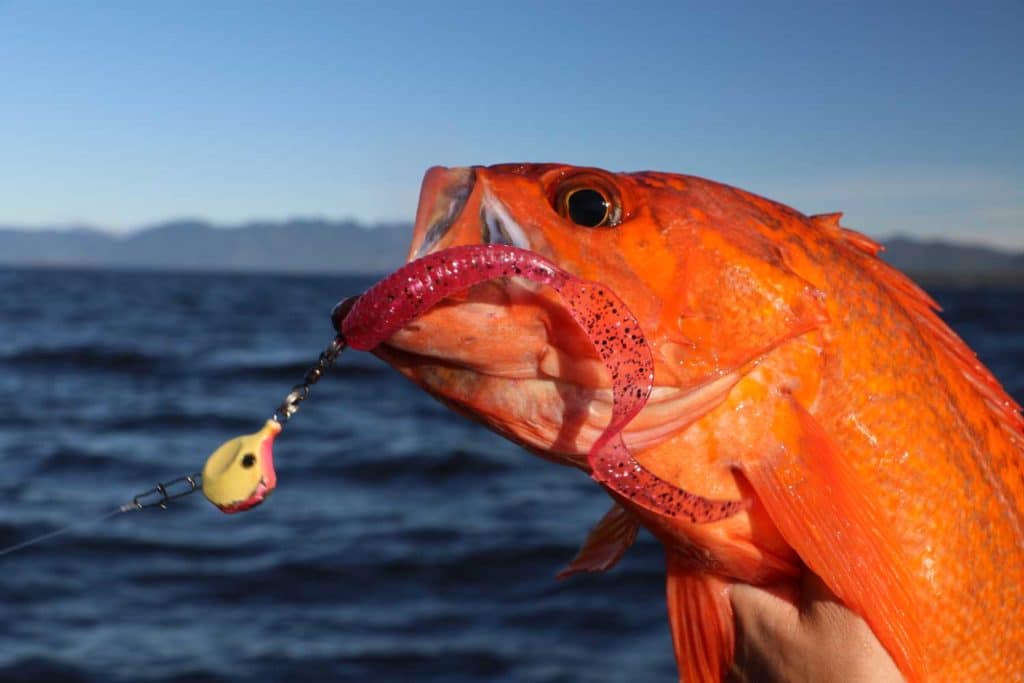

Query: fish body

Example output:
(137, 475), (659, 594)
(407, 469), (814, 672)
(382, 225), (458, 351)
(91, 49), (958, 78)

(372, 164), (1024, 681)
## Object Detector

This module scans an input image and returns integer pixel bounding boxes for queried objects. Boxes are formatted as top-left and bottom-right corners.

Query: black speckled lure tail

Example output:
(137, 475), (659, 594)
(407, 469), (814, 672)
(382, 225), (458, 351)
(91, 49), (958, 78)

(339, 243), (744, 524)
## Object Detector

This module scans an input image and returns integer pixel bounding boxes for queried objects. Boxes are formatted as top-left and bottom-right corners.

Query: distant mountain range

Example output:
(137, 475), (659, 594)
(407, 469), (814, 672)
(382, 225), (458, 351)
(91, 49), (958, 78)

(881, 236), (1024, 279)
(0, 219), (1021, 284)
(0, 219), (411, 274)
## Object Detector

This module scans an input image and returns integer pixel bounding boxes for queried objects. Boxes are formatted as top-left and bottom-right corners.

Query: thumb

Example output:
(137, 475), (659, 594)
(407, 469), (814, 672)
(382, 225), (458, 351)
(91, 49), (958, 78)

(729, 579), (802, 676)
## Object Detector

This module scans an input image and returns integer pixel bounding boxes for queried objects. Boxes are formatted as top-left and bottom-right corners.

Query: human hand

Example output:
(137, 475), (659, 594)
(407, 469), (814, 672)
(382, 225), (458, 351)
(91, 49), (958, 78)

(728, 572), (904, 683)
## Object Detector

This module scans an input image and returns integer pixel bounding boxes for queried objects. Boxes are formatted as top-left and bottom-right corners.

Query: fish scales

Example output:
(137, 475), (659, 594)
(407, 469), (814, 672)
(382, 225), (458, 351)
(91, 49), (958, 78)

(356, 163), (1024, 682)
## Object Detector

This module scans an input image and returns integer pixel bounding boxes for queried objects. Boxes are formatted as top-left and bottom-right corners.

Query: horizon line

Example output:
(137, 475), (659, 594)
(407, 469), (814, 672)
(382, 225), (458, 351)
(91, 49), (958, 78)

(1, 217), (1021, 254)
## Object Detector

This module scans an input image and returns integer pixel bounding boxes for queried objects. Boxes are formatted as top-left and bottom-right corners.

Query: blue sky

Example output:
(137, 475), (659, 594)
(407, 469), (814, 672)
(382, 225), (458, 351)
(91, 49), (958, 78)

(1, 1), (1021, 247)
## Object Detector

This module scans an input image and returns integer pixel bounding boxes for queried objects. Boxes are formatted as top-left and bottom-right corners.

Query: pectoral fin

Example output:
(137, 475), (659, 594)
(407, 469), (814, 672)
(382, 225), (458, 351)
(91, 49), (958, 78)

(738, 395), (925, 682)
(557, 504), (639, 579)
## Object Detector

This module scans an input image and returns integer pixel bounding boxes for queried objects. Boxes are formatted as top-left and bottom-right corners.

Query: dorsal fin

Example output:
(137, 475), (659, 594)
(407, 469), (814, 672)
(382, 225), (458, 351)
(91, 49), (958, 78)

(810, 212), (844, 232)
(812, 214), (887, 258)
(850, 239), (1024, 445)
(840, 226), (884, 256)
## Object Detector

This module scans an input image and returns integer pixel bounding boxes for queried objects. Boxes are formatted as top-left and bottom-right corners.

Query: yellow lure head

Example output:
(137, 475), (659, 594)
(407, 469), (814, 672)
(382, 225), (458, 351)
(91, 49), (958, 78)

(201, 420), (281, 513)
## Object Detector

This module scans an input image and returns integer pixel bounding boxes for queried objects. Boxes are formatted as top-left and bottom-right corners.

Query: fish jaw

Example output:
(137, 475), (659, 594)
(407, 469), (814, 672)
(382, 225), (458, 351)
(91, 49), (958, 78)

(372, 163), (828, 468)
(372, 276), (608, 462)
(408, 166), (542, 261)
(378, 168), (618, 457)
(376, 333), (744, 467)
(370, 170), (730, 461)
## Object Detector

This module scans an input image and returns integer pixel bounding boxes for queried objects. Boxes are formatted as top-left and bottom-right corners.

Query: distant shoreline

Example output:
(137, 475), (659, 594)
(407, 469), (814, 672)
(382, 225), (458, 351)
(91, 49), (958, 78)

(906, 271), (1024, 289)
(0, 261), (386, 279)
(1, 219), (1021, 288)
(3, 261), (1022, 290)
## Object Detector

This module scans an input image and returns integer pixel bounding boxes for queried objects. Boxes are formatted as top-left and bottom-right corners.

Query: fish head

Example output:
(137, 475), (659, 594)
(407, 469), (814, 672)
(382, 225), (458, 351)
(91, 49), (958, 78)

(202, 419), (281, 513)
(374, 164), (827, 464)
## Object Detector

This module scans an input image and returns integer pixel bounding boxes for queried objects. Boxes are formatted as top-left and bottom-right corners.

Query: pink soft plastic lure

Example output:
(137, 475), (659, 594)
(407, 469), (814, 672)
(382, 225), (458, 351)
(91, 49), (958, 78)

(340, 244), (742, 524)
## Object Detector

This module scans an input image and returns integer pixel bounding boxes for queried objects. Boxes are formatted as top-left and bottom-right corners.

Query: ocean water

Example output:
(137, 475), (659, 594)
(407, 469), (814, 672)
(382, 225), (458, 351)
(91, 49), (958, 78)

(0, 267), (1020, 682)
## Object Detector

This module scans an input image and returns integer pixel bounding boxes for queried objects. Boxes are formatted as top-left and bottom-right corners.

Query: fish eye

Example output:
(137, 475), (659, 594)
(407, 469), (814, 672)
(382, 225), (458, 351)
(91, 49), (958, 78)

(550, 176), (623, 228)
(241, 453), (256, 469)
(563, 188), (609, 227)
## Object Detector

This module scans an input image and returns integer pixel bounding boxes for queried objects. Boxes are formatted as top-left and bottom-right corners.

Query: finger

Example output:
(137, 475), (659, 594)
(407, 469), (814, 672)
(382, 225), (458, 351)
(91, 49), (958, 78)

(799, 567), (842, 613)
(795, 574), (905, 682)
(730, 581), (802, 682)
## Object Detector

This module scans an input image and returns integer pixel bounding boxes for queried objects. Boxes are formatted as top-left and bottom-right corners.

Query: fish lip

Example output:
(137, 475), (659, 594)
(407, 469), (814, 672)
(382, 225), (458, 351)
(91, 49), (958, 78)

(379, 339), (720, 412)
(480, 189), (531, 249)
(376, 335), (742, 458)
(373, 275), (560, 376)
(413, 167), (477, 259)
(374, 341), (540, 382)
(372, 270), (706, 407)
(380, 342), (686, 407)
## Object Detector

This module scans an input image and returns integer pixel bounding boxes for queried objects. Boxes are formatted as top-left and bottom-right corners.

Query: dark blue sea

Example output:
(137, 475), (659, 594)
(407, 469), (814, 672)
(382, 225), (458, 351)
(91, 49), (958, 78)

(0, 267), (1021, 683)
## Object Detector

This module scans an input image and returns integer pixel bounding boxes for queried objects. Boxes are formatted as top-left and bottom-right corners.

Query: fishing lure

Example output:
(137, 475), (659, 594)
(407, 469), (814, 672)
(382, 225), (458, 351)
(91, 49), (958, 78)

(195, 244), (740, 521)
(336, 244), (742, 523)
(0, 243), (732, 554)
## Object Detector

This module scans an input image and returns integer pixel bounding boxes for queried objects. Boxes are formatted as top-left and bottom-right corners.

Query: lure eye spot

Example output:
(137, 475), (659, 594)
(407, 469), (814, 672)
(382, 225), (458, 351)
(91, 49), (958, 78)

(241, 453), (256, 469)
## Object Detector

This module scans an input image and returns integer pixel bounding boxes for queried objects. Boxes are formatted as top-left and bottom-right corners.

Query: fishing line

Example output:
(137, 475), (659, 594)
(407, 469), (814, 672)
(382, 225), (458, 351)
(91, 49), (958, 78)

(0, 507), (127, 558)
(0, 242), (691, 555)
(0, 333), (347, 558)
(0, 471), (205, 557)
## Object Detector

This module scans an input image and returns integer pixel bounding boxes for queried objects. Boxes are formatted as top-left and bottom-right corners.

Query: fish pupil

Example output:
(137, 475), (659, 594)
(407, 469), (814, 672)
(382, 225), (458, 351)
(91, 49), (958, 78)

(241, 453), (256, 468)
(565, 188), (609, 227)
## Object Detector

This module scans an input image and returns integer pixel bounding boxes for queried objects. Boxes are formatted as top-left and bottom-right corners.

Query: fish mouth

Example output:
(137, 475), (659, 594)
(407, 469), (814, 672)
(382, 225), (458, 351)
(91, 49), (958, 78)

(409, 166), (536, 260)
(376, 313), (742, 467)
(479, 188), (532, 249)
(413, 167), (478, 258)
(378, 170), (744, 464)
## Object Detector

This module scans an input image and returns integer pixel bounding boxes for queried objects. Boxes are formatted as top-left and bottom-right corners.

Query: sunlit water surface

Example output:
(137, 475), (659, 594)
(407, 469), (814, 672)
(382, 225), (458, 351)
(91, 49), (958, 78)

(0, 267), (1020, 682)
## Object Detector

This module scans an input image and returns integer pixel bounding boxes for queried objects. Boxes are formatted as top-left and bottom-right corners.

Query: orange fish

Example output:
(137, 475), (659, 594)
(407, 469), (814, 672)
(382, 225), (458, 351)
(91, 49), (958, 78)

(348, 164), (1024, 681)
